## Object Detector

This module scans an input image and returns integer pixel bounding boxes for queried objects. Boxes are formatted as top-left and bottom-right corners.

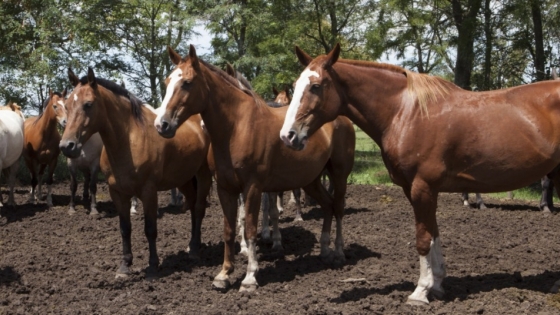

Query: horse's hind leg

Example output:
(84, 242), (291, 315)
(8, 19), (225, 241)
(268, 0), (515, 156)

(261, 192), (271, 242)
(292, 188), (303, 221)
(461, 192), (470, 207)
(89, 165), (100, 215)
(139, 188), (160, 277)
(37, 163), (47, 201)
(25, 160), (37, 204)
(239, 185), (263, 292)
(475, 193), (486, 209)
(540, 175), (554, 213)
(276, 191), (284, 213)
(170, 187), (184, 207)
(261, 192), (282, 251)
(237, 194), (248, 255)
(110, 189), (134, 278)
(303, 177), (335, 262)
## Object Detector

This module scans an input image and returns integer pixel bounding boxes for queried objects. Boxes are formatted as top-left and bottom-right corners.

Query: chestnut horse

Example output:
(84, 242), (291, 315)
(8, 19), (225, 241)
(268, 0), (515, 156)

(280, 44), (560, 305)
(23, 89), (67, 207)
(154, 45), (355, 292)
(0, 103), (25, 208)
(59, 68), (212, 277)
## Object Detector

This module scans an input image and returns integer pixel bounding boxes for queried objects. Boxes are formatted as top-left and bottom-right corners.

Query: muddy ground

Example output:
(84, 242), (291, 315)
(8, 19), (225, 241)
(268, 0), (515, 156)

(0, 181), (560, 314)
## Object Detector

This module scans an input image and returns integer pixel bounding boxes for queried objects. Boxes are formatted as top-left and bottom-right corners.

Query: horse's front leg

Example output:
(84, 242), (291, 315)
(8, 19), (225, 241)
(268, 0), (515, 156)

(110, 189), (134, 278)
(404, 180), (446, 305)
(45, 158), (58, 207)
(68, 163), (78, 215)
(6, 162), (19, 207)
(89, 166), (99, 215)
(139, 189), (159, 277)
(212, 187), (239, 291)
(240, 185), (263, 292)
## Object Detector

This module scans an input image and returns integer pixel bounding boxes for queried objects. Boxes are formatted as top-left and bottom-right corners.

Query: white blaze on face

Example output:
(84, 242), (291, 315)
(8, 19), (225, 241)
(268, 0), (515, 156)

(155, 68), (183, 127)
(279, 68), (319, 142)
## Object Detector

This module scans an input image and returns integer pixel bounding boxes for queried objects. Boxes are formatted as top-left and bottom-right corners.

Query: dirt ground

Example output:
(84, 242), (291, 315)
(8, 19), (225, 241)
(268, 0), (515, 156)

(0, 181), (560, 314)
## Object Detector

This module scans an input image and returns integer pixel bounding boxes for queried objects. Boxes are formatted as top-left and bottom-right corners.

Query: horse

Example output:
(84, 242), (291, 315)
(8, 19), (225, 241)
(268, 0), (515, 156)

(279, 44), (560, 305)
(22, 89), (67, 207)
(154, 45), (355, 292)
(0, 103), (25, 208)
(59, 68), (213, 277)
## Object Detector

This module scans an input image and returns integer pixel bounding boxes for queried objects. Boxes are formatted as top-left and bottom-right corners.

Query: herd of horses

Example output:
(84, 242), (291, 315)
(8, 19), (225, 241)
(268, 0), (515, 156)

(1, 43), (560, 305)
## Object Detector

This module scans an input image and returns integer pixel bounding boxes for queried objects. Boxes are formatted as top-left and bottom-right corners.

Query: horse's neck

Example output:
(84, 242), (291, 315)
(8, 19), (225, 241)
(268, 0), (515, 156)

(34, 110), (59, 140)
(201, 70), (266, 148)
(96, 97), (138, 158)
(338, 65), (408, 146)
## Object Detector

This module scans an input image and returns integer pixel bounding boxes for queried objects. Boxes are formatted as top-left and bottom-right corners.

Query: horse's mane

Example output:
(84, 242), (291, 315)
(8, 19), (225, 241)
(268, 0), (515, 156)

(199, 59), (267, 108)
(32, 91), (63, 125)
(266, 101), (287, 108)
(338, 59), (455, 116)
(78, 76), (145, 124)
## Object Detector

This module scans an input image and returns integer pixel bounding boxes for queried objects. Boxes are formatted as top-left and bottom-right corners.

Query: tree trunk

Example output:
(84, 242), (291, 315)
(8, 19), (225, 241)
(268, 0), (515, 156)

(531, 0), (545, 82)
(451, 0), (483, 90)
(483, 0), (492, 90)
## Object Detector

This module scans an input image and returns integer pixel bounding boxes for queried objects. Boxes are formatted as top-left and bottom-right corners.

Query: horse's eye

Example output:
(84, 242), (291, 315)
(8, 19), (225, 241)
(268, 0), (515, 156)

(311, 84), (321, 90)
(53, 105), (57, 110)
(181, 81), (190, 89)
(83, 102), (92, 109)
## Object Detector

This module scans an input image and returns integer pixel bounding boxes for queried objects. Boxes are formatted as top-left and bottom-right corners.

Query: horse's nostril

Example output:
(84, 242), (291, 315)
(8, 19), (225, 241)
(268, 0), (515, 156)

(66, 141), (75, 151)
(161, 120), (169, 132)
(288, 130), (296, 141)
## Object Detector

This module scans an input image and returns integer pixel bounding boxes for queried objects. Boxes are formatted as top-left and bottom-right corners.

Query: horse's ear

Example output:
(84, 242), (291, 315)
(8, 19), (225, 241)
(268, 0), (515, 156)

(87, 67), (97, 89)
(62, 87), (68, 98)
(189, 44), (199, 68)
(225, 63), (236, 77)
(295, 46), (313, 67)
(323, 43), (340, 68)
(68, 68), (80, 87)
(553, 68), (559, 80)
(48, 88), (53, 98)
(284, 86), (291, 96)
(272, 87), (279, 96)
(168, 46), (182, 66)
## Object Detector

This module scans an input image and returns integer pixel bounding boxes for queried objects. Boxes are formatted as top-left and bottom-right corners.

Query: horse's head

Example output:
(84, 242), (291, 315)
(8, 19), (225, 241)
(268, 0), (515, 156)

(0, 102), (25, 120)
(155, 45), (207, 138)
(280, 44), (343, 151)
(45, 88), (68, 128)
(273, 86), (292, 106)
(59, 67), (101, 158)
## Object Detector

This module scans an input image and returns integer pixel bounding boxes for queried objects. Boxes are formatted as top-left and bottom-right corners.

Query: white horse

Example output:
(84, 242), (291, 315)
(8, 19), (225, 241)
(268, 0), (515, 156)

(0, 103), (25, 208)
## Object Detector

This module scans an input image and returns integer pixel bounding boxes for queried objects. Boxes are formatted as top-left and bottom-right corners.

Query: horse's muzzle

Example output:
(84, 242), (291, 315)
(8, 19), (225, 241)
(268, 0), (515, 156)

(281, 129), (307, 151)
(59, 139), (82, 158)
(155, 117), (177, 138)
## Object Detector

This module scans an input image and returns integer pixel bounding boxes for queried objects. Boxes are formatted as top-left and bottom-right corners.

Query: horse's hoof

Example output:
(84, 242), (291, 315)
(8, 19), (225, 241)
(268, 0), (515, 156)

(145, 266), (159, 280)
(271, 243), (284, 253)
(479, 204), (487, 210)
(430, 287), (445, 300)
(68, 208), (77, 215)
(542, 206), (552, 214)
(89, 209), (99, 216)
(212, 278), (231, 292)
(115, 272), (129, 279)
(406, 296), (429, 306)
(239, 283), (258, 293)
(294, 215), (303, 222)
(239, 247), (248, 256)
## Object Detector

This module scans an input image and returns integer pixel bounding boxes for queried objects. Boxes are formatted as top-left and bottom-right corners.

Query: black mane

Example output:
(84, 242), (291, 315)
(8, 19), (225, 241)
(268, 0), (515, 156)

(79, 76), (145, 123)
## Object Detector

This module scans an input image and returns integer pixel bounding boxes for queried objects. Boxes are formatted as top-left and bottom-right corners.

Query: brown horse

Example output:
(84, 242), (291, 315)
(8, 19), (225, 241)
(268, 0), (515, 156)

(23, 89), (67, 207)
(154, 45), (355, 292)
(59, 68), (213, 277)
(280, 44), (560, 305)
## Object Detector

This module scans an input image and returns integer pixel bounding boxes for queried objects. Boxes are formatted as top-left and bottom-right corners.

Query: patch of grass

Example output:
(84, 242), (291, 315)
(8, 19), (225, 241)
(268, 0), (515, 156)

(348, 126), (392, 186)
